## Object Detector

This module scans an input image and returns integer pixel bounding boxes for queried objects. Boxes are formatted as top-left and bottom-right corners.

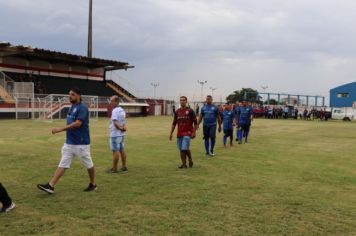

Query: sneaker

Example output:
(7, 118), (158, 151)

(37, 183), (54, 194)
(1, 202), (16, 213)
(178, 164), (187, 169)
(188, 159), (194, 168)
(121, 167), (128, 172)
(83, 183), (97, 192)
(209, 151), (215, 157)
(106, 168), (118, 173)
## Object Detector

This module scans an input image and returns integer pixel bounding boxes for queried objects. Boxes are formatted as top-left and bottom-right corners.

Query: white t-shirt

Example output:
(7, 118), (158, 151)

(110, 106), (126, 137)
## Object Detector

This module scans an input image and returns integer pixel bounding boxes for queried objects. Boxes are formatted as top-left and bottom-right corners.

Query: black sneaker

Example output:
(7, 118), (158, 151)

(1, 202), (16, 213)
(37, 183), (54, 194)
(121, 167), (128, 172)
(106, 168), (118, 173)
(83, 183), (97, 192)
(178, 164), (187, 169)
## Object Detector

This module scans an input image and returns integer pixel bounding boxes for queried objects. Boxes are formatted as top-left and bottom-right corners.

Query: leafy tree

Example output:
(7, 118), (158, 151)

(226, 88), (261, 103)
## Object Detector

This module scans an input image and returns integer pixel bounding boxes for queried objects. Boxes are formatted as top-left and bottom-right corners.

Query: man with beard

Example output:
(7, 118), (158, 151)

(37, 88), (97, 194)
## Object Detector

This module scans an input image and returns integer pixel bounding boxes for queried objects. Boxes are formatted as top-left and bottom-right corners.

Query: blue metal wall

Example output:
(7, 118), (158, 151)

(330, 82), (356, 107)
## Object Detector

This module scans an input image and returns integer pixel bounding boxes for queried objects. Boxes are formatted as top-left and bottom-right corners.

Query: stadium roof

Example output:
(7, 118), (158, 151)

(0, 42), (133, 71)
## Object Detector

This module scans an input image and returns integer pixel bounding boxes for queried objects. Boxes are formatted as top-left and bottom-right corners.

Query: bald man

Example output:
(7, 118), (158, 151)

(108, 95), (128, 173)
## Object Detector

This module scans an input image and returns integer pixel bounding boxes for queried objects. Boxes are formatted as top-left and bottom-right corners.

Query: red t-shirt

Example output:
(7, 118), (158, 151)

(173, 107), (197, 137)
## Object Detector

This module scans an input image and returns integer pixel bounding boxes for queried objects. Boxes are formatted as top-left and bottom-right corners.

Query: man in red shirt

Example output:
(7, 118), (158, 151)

(169, 96), (198, 168)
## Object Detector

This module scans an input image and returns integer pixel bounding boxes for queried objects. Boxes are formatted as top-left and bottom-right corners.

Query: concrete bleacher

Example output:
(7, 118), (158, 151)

(5, 72), (121, 97)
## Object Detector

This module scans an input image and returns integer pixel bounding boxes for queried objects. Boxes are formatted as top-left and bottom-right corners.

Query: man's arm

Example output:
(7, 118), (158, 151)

(113, 120), (126, 132)
(52, 120), (82, 134)
(169, 112), (177, 140)
(191, 110), (198, 139)
(217, 110), (222, 132)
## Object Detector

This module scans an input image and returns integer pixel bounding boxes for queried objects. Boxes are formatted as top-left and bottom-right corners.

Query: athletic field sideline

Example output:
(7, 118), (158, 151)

(0, 117), (355, 235)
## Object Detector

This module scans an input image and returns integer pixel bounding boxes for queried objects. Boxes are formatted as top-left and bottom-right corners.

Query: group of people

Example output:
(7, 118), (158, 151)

(36, 89), (128, 195)
(170, 96), (254, 169)
(0, 92), (254, 213)
(264, 106), (330, 121)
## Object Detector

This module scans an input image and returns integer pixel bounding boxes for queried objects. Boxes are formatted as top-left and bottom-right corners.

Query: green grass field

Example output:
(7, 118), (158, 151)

(0, 117), (355, 235)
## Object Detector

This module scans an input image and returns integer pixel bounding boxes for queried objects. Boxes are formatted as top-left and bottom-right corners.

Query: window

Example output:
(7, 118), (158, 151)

(337, 93), (350, 98)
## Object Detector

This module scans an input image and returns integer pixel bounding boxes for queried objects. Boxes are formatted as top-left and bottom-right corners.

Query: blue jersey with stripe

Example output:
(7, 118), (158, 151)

(66, 103), (90, 145)
(201, 104), (219, 126)
(221, 110), (234, 130)
(237, 106), (253, 126)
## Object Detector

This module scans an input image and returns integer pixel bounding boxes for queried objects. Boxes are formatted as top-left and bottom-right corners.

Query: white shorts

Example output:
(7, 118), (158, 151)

(58, 143), (94, 169)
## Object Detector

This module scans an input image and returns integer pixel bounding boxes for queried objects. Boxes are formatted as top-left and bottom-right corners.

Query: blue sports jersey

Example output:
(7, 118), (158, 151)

(237, 106), (253, 126)
(201, 104), (219, 126)
(66, 102), (90, 145)
(221, 110), (234, 130)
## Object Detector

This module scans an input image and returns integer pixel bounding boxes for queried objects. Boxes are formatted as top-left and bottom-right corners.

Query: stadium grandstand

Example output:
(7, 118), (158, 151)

(0, 42), (150, 119)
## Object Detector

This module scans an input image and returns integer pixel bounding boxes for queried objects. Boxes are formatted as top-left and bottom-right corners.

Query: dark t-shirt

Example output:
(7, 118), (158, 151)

(66, 103), (90, 145)
(173, 107), (197, 137)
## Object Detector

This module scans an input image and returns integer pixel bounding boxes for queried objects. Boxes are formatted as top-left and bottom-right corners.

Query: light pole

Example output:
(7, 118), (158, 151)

(151, 82), (160, 99)
(210, 87), (217, 98)
(87, 0), (93, 58)
(197, 80), (207, 102)
(261, 85), (268, 104)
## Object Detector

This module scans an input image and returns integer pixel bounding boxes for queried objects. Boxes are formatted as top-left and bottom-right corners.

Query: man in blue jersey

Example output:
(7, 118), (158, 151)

(197, 95), (222, 156)
(236, 100), (253, 144)
(37, 88), (97, 194)
(221, 103), (234, 147)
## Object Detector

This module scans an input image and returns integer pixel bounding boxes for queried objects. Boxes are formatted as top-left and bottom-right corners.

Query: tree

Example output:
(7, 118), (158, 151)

(226, 88), (261, 103)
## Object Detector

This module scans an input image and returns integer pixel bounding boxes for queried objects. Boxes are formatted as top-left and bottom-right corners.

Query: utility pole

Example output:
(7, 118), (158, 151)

(197, 80), (207, 102)
(87, 0), (93, 58)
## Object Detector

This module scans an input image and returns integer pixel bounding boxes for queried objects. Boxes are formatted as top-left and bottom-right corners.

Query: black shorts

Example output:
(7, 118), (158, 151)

(203, 125), (217, 139)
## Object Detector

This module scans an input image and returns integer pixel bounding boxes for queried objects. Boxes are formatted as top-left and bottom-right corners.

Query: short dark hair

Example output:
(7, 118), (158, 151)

(180, 96), (188, 101)
(70, 88), (82, 95)
(206, 95), (212, 99)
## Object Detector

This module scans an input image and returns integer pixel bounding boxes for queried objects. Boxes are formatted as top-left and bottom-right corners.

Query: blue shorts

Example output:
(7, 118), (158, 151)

(110, 136), (125, 152)
(177, 136), (191, 151)
(203, 125), (217, 139)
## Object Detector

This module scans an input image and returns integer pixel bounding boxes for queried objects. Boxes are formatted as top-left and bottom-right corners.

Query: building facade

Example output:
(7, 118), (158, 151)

(330, 82), (356, 108)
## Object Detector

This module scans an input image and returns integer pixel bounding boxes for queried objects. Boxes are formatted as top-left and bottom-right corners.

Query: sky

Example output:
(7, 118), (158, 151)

(1, 0), (356, 101)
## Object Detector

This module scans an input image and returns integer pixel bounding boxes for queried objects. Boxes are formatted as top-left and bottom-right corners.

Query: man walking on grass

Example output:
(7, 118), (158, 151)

(107, 95), (128, 173)
(221, 103), (234, 147)
(236, 100), (253, 144)
(170, 96), (198, 168)
(198, 95), (222, 157)
(37, 88), (97, 194)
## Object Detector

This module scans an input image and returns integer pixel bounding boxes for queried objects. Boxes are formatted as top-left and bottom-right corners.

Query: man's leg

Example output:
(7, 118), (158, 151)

(210, 125), (217, 154)
(203, 126), (210, 154)
(180, 151), (187, 168)
(210, 138), (216, 153)
(237, 126), (243, 144)
(87, 167), (96, 185)
(223, 131), (227, 147)
(49, 167), (66, 187)
(112, 151), (120, 171)
(120, 150), (127, 169)
(0, 183), (12, 207)
(186, 150), (193, 167)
